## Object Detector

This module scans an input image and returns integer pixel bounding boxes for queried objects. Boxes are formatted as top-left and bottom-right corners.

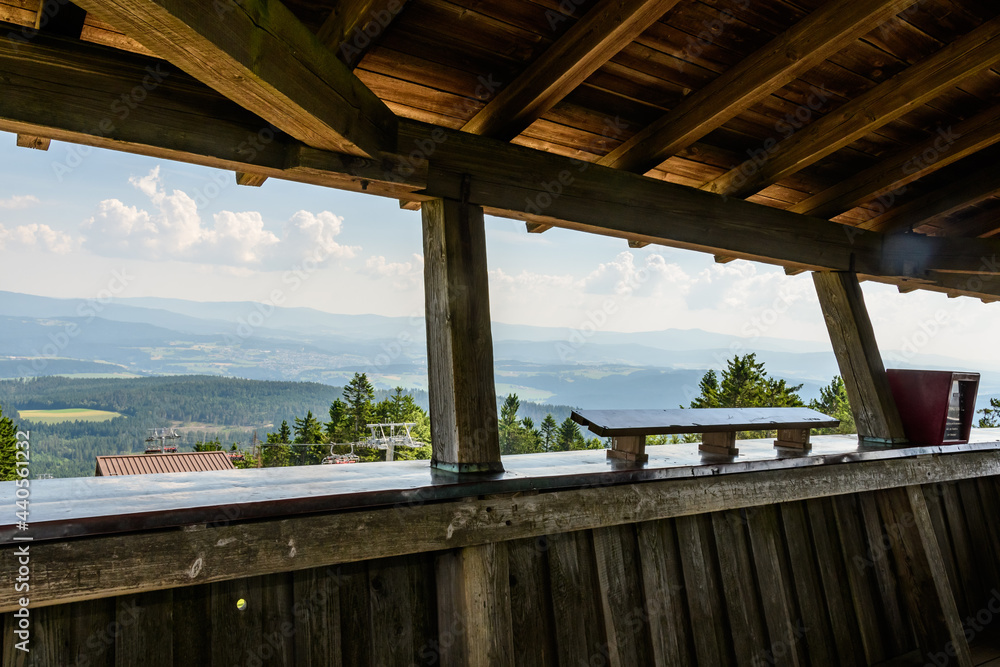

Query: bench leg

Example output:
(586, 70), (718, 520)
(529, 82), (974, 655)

(699, 431), (739, 456)
(607, 435), (648, 463)
(773, 428), (811, 450)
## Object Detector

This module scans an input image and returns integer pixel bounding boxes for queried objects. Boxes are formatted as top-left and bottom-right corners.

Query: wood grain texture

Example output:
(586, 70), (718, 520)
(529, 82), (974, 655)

(778, 502), (839, 667)
(601, 0), (918, 173)
(813, 271), (907, 444)
(72, 0), (397, 157)
(862, 160), (1000, 233)
(422, 198), (502, 472)
(791, 103), (1000, 220)
(506, 537), (557, 667)
(6, 454), (1000, 615)
(318, 0), (409, 68)
(875, 486), (973, 667)
(292, 566), (343, 667)
(592, 524), (654, 667)
(676, 513), (733, 666)
(747, 505), (803, 667)
(711, 510), (769, 667)
(462, 0), (680, 140)
(856, 492), (909, 655)
(370, 553), (436, 666)
(436, 543), (514, 667)
(7, 34), (1000, 298)
(547, 530), (608, 667)
(635, 519), (694, 666)
(706, 16), (1000, 198)
(115, 590), (173, 667)
(211, 576), (263, 666)
(832, 493), (889, 664)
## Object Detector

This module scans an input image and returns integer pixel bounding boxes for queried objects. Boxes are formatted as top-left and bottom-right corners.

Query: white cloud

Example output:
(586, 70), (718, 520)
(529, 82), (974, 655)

(0, 195), (39, 209)
(0, 222), (77, 254)
(363, 253), (423, 289)
(82, 167), (358, 269)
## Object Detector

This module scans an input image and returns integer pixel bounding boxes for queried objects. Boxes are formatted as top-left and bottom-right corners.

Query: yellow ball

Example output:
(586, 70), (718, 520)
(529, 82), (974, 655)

(236, 598), (247, 611)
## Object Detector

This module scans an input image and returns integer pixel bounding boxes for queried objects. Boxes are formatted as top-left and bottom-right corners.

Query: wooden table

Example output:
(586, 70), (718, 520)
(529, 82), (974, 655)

(571, 407), (840, 462)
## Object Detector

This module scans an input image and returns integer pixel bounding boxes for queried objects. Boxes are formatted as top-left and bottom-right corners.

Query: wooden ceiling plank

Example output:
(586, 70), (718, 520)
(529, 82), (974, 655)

(6, 31), (1000, 299)
(861, 161), (1000, 233)
(791, 102), (1000, 219)
(705, 16), (1000, 199)
(460, 0), (681, 141)
(317, 0), (409, 69)
(599, 0), (918, 174)
(72, 0), (397, 157)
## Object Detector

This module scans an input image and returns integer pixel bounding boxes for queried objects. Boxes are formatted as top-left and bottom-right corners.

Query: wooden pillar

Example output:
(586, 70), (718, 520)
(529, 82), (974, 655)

(436, 543), (514, 667)
(422, 198), (503, 473)
(812, 271), (907, 445)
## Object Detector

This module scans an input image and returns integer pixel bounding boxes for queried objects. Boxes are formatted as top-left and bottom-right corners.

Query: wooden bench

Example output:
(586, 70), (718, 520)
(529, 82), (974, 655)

(570, 407), (840, 463)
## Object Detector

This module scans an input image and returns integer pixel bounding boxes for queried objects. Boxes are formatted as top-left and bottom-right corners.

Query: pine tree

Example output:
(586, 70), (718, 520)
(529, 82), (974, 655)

(556, 417), (582, 451)
(689, 354), (804, 438)
(342, 373), (375, 441)
(0, 404), (18, 482)
(325, 400), (349, 442)
(809, 376), (856, 434)
(540, 414), (557, 452)
(979, 398), (1000, 428)
(499, 394), (522, 454)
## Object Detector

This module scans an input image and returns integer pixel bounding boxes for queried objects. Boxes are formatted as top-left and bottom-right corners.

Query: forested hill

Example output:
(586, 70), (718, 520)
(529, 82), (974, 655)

(0, 376), (577, 478)
(0, 375), (346, 427)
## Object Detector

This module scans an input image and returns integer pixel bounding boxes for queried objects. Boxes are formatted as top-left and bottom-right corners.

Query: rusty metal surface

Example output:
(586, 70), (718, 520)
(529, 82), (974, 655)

(2, 431), (999, 545)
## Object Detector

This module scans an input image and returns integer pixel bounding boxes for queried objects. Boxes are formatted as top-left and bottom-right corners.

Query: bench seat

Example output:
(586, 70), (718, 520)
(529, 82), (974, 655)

(571, 407), (839, 462)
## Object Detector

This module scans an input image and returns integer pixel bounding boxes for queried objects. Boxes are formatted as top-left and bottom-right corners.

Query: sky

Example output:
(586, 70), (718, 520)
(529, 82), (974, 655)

(1, 137), (1000, 366)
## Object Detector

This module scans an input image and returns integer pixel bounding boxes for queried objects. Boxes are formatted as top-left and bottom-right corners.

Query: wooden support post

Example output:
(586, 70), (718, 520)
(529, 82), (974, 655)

(700, 431), (738, 456)
(813, 271), (907, 445)
(774, 428), (811, 450)
(607, 435), (647, 463)
(235, 171), (267, 187)
(436, 543), (514, 667)
(16, 134), (50, 150)
(423, 198), (503, 473)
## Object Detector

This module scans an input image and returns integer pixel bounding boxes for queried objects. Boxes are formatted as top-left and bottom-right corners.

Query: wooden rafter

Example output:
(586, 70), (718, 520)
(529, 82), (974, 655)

(317, 0), (409, 69)
(944, 207), (1000, 239)
(791, 103), (1000, 219)
(460, 0), (680, 141)
(72, 0), (397, 158)
(704, 16), (1000, 199)
(599, 0), (917, 174)
(5, 32), (1000, 300)
(860, 161), (1000, 233)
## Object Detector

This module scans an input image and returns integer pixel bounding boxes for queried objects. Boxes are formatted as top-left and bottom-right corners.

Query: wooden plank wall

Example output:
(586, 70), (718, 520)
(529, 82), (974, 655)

(4, 477), (1000, 666)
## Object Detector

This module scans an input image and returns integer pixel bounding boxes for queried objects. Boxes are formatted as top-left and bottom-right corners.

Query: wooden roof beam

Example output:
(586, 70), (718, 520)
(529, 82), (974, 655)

(600, 0), (917, 174)
(7, 32), (1000, 299)
(15, 133), (50, 150)
(72, 0), (397, 158)
(317, 0), (409, 69)
(860, 161), (1000, 233)
(705, 16), (1000, 199)
(461, 0), (681, 141)
(791, 103), (1000, 220)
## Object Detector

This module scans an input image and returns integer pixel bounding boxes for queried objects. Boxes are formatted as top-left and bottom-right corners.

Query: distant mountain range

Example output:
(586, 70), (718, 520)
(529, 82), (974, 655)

(0, 290), (997, 411)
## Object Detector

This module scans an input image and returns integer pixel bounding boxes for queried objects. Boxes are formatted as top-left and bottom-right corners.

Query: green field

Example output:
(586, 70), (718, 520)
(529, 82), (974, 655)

(19, 408), (124, 424)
